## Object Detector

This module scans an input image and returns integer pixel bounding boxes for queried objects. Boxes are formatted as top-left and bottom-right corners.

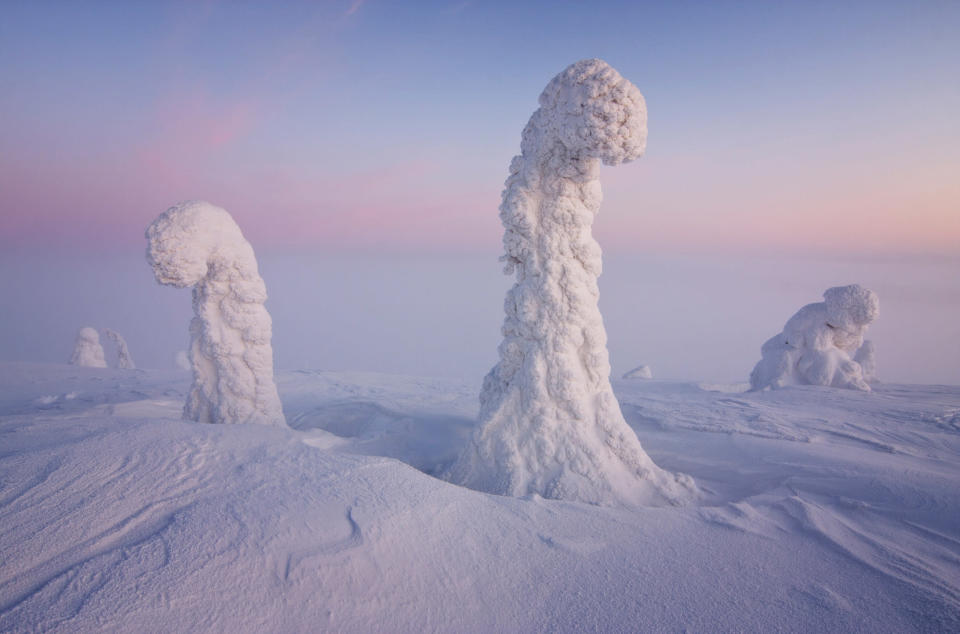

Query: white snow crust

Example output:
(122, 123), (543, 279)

(750, 284), (879, 392)
(146, 201), (285, 426)
(1, 362), (959, 632)
(447, 59), (695, 507)
(623, 364), (653, 379)
(68, 327), (106, 368)
(102, 328), (135, 369)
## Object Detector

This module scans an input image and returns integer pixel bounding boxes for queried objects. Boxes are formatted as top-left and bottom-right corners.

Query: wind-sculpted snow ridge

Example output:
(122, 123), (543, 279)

(101, 328), (135, 369)
(447, 59), (697, 507)
(69, 327), (107, 368)
(750, 284), (879, 392)
(146, 201), (285, 426)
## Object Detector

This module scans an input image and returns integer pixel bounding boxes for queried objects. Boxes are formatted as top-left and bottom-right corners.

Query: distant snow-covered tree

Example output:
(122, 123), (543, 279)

(102, 328), (135, 369)
(750, 284), (879, 391)
(69, 327), (107, 368)
(146, 201), (285, 426)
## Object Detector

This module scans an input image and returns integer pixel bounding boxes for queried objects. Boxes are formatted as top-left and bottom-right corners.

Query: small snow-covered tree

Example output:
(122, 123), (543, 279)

(102, 328), (135, 369)
(146, 201), (285, 426)
(447, 59), (696, 507)
(750, 284), (879, 391)
(69, 327), (107, 368)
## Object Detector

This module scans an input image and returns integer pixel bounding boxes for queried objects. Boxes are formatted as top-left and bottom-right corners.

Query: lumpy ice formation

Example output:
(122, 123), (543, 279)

(146, 201), (285, 426)
(750, 284), (879, 392)
(69, 327), (107, 368)
(447, 59), (696, 507)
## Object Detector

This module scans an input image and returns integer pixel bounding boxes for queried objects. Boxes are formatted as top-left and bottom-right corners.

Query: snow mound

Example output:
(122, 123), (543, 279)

(623, 365), (653, 380)
(146, 201), (285, 426)
(101, 328), (135, 369)
(68, 327), (106, 368)
(447, 59), (696, 507)
(750, 284), (879, 391)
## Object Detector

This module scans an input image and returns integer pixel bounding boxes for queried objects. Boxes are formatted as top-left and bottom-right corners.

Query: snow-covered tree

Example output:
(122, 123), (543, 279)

(69, 327), (107, 368)
(146, 201), (285, 426)
(750, 284), (879, 391)
(101, 328), (135, 369)
(447, 59), (696, 507)
(854, 340), (878, 384)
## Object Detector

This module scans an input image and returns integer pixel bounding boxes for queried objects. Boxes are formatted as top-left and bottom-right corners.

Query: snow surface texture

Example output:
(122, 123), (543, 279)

(623, 365), (653, 380)
(855, 340), (878, 384)
(1, 363), (958, 632)
(68, 327), (106, 368)
(750, 285), (880, 392)
(101, 328), (135, 369)
(448, 59), (695, 507)
(146, 201), (285, 426)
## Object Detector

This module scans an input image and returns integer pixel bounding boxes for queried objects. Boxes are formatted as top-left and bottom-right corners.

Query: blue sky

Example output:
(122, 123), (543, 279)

(1, 0), (957, 254)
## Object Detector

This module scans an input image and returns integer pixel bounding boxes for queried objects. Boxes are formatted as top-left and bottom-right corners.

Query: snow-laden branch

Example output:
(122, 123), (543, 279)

(146, 201), (285, 426)
(750, 284), (879, 391)
(69, 327), (107, 368)
(447, 59), (697, 506)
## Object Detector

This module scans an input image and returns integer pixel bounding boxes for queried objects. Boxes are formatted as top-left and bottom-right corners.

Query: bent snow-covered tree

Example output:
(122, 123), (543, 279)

(750, 284), (879, 392)
(102, 328), (135, 369)
(448, 59), (696, 506)
(69, 327), (107, 368)
(146, 201), (285, 426)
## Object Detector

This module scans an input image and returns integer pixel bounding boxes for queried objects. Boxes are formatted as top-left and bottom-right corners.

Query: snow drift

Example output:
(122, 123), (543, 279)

(448, 59), (696, 507)
(68, 327), (107, 368)
(750, 284), (879, 391)
(146, 201), (285, 426)
(101, 328), (135, 369)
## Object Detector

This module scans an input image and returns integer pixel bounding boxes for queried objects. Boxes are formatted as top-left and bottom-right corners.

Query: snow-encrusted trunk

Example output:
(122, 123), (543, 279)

(102, 328), (135, 369)
(69, 327), (107, 368)
(146, 201), (285, 426)
(448, 59), (696, 507)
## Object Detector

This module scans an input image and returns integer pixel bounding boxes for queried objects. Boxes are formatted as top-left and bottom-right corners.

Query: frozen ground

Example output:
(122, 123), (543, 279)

(1, 362), (958, 632)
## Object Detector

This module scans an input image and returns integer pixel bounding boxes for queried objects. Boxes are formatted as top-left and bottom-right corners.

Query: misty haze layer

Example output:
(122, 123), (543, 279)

(0, 251), (957, 386)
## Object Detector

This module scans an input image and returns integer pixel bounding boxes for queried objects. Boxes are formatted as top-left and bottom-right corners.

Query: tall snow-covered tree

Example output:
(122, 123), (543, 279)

(448, 59), (696, 506)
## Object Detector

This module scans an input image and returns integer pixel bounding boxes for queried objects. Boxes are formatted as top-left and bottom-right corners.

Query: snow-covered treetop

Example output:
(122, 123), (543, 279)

(145, 200), (259, 289)
(824, 284), (880, 332)
(530, 58), (647, 166)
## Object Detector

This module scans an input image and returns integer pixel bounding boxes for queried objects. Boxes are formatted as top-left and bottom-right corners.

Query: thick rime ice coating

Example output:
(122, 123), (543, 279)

(750, 284), (879, 392)
(102, 328), (135, 369)
(623, 365), (653, 380)
(69, 327), (107, 368)
(447, 59), (697, 507)
(146, 201), (285, 426)
(855, 340), (878, 384)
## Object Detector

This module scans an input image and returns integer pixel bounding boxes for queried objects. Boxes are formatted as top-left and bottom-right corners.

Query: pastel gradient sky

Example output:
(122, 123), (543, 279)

(1, 0), (957, 255)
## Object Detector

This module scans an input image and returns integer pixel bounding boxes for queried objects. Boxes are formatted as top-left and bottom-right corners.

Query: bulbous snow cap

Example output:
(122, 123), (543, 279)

(537, 58), (647, 165)
(824, 284), (879, 332)
(76, 327), (99, 345)
(146, 200), (253, 288)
